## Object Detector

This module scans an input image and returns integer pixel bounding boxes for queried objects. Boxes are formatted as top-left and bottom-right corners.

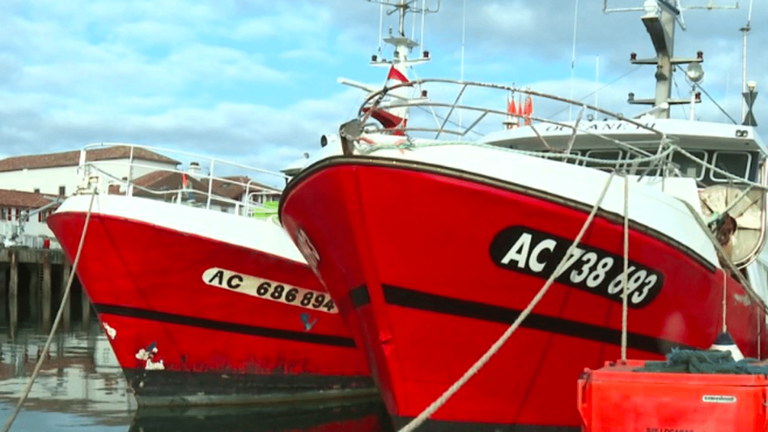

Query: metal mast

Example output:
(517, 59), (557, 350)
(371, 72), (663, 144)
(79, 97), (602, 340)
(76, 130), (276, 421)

(604, 0), (739, 120)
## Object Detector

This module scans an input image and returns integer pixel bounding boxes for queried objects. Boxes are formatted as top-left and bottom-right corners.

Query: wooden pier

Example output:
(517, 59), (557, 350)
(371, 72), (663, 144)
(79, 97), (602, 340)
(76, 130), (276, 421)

(0, 247), (92, 336)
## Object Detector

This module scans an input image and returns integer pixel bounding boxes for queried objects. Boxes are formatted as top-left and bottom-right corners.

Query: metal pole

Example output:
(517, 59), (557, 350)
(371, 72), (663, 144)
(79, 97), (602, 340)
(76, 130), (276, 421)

(206, 160), (215, 210)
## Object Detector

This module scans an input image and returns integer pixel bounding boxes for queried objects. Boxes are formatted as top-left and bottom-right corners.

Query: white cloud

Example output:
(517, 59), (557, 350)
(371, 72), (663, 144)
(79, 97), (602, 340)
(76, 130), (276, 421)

(1, 0), (768, 171)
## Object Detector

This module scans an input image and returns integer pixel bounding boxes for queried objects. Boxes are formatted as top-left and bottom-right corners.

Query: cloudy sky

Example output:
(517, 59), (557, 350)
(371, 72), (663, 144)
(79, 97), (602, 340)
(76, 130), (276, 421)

(1, 0), (766, 175)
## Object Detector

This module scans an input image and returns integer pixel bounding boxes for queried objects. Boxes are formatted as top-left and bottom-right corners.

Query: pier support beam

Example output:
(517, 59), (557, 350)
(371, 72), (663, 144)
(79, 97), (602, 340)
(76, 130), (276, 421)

(61, 260), (71, 331)
(29, 263), (39, 323)
(42, 252), (51, 329)
(0, 265), (6, 323)
(81, 283), (91, 329)
(9, 251), (18, 337)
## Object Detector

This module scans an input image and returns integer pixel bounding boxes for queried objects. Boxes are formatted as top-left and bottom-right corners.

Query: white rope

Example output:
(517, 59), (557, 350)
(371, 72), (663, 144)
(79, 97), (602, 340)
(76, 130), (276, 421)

(397, 171), (618, 432)
(1, 191), (96, 432)
(621, 172), (630, 362)
(722, 269), (728, 333)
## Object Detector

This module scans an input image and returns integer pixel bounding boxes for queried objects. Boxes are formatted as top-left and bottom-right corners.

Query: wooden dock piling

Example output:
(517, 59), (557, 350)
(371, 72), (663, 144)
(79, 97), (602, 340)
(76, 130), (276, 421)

(81, 283), (91, 328)
(61, 259), (71, 330)
(42, 252), (51, 329)
(29, 264), (39, 323)
(0, 264), (6, 323)
(0, 248), (86, 330)
(9, 250), (18, 336)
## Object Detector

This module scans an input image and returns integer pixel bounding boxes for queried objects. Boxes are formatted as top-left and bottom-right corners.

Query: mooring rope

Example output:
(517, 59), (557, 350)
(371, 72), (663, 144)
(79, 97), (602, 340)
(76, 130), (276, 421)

(397, 171), (618, 432)
(1, 192), (96, 432)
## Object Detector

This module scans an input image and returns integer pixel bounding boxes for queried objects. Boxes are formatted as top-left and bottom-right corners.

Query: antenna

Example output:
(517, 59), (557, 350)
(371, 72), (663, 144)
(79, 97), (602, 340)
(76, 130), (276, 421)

(603, 0), (739, 119)
(594, 55), (600, 117)
(368, 0), (439, 39)
(569, 0), (579, 121)
(739, 0), (753, 120)
(603, 0), (739, 31)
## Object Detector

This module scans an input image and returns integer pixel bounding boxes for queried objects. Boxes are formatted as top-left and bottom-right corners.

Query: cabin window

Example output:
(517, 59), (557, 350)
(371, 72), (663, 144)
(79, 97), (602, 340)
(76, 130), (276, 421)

(566, 150), (584, 166)
(585, 150), (622, 170)
(710, 152), (751, 182)
(624, 150), (664, 176)
(670, 151), (707, 180)
(538, 149), (583, 166)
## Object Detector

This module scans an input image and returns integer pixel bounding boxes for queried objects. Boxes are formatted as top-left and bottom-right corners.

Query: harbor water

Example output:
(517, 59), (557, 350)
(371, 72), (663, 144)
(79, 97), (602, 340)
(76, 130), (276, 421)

(0, 323), (391, 432)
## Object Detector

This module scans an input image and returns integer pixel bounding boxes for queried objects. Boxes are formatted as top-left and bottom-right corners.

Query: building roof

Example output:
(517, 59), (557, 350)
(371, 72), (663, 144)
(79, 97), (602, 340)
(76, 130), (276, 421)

(204, 176), (282, 201)
(127, 171), (281, 205)
(0, 189), (54, 208)
(0, 146), (180, 173)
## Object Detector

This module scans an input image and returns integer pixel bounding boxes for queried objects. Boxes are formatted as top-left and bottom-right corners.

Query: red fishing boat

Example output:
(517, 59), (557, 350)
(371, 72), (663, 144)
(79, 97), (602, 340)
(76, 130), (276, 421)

(47, 144), (374, 406)
(280, 2), (768, 430)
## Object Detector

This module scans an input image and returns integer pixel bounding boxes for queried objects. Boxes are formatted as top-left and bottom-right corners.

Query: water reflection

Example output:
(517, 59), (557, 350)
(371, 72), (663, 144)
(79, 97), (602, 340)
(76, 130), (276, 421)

(130, 400), (391, 432)
(0, 324), (391, 432)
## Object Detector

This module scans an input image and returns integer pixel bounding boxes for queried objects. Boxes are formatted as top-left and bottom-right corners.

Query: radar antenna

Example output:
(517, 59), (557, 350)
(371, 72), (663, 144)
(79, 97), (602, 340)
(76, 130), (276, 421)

(603, 0), (739, 118)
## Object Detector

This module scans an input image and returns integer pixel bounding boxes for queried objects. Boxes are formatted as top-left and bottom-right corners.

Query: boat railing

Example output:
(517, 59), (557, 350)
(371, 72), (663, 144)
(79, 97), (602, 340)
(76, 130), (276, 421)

(353, 78), (764, 184)
(76, 142), (288, 219)
(352, 78), (768, 269)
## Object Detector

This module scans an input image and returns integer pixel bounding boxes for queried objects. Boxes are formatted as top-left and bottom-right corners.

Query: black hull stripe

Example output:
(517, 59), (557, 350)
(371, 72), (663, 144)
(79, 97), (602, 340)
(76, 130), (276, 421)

(351, 285), (693, 355)
(93, 303), (357, 348)
(349, 285), (371, 308)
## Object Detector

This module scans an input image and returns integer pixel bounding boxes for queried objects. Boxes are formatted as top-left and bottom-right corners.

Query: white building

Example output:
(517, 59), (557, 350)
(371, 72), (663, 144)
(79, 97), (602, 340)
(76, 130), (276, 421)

(0, 146), (180, 246)
(0, 146), (180, 197)
(0, 189), (60, 248)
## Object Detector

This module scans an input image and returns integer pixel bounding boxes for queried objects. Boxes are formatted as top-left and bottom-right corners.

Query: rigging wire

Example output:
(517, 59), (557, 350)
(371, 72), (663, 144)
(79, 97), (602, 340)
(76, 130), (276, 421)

(569, 0), (580, 121)
(674, 65), (738, 125)
(671, 75), (688, 119)
(377, 2), (384, 57)
(549, 66), (642, 119)
(420, 0), (426, 53)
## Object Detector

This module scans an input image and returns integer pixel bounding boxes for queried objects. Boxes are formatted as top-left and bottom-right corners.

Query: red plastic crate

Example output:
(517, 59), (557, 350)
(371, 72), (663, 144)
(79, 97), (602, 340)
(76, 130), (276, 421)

(578, 359), (768, 432)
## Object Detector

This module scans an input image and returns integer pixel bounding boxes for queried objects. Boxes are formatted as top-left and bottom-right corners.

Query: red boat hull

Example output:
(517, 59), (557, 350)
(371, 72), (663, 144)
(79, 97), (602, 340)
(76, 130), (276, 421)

(280, 158), (768, 431)
(47, 207), (374, 406)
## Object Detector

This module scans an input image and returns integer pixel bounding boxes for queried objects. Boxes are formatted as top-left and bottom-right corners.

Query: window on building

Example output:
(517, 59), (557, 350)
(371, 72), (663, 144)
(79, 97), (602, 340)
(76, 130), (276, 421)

(59, 186), (66, 196)
(33, 188), (40, 194)
(15, 208), (20, 221)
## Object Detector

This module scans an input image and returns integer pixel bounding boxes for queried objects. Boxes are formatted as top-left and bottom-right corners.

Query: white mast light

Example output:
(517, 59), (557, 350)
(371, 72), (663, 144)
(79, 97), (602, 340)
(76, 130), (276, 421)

(685, 62), (705, 83)
(643, 0), (660, 16)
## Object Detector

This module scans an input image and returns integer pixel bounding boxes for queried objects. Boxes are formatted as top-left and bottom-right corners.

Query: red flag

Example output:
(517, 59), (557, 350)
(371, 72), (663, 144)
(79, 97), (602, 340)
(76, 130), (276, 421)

(387, 66), (409, 83)
(523, 95), (533, 125)
(507, 98), (517, 116)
